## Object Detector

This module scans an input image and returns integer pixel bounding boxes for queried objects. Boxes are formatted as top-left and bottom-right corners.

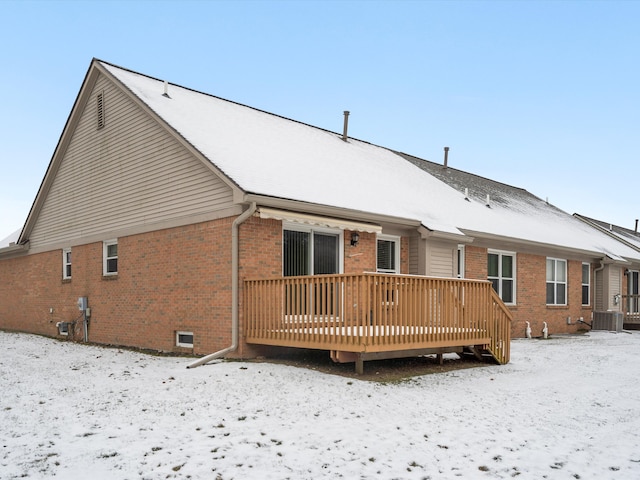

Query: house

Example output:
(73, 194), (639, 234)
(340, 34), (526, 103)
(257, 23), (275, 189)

(573, 215), (640, 329)
(398, 152), (640, 334)
(1, 59), (638, 371)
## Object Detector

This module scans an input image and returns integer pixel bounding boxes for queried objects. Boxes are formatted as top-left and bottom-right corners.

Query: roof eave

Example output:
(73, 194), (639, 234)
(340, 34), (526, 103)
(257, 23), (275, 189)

(460, 228), (623, 261)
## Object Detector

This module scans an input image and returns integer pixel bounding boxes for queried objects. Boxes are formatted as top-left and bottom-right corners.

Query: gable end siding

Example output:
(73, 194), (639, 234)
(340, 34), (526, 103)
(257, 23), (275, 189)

(28, 73), (234, 248)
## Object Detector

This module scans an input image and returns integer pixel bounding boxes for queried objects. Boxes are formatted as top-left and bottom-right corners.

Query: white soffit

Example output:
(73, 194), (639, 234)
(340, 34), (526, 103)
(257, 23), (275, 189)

(258, 208), (382, 234)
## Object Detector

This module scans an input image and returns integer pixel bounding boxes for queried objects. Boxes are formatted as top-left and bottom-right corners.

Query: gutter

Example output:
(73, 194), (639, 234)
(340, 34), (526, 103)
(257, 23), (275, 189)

(187, 202), (257, 368)
(0, 242), (29, 259)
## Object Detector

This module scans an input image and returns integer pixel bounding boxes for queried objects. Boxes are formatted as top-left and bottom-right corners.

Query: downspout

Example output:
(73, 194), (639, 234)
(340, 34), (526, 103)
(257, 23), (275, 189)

(187, 202), (257, 368)
(593, 258), (605, 311)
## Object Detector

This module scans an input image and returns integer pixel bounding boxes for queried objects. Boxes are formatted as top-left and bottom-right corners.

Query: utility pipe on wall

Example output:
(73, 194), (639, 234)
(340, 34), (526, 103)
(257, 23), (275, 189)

(187, 202), (257, 369)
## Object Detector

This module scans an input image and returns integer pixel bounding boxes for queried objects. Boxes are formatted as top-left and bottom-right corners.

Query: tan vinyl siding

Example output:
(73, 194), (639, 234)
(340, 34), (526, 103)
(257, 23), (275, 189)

(408, 235), (419, 275)
(29, 74), (234, 248)
(609, 266), (622, 311)
(595, 268), (604, 311)
(429, 244), (454, 277)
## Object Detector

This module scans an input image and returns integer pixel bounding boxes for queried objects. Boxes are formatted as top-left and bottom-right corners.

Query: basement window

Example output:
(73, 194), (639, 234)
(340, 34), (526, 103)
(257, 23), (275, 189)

(96, 91), (105, 129)
(176, 331), (194, 348)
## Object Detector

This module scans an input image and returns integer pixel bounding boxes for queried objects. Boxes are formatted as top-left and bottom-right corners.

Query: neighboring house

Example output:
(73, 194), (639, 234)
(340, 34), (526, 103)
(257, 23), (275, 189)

(1, 59), (638, 369)
(574, 215), (640, 329)
(0, 230), (21, 250)
(399, 152), (640, 335)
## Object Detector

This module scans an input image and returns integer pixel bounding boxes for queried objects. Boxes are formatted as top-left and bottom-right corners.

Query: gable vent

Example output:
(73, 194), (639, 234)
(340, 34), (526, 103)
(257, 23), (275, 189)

(96, 91), (105, 130)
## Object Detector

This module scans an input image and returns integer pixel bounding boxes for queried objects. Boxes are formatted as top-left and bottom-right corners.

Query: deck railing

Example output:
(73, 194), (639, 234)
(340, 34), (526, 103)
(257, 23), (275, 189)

(622, 294), (640, 323)
(244, 273), (511, 364)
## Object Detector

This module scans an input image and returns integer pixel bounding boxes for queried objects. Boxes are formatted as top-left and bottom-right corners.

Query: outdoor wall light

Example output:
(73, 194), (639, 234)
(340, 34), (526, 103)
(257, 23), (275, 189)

(350, 232), (360, 247)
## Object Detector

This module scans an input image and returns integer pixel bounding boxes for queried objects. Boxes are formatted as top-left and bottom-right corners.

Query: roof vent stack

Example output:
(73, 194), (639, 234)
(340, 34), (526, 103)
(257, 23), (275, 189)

(635, 219), (638, 233)
(342, 111), (350, 142)
(443, 146), (450, 168)
(486, 194), (491, 208)
(162, 80), (170, 98)
(464, 187), (470, 201)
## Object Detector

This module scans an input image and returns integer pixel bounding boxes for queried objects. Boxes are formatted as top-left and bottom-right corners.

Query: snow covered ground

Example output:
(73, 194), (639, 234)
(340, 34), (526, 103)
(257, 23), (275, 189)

(1, 331), (639, 480)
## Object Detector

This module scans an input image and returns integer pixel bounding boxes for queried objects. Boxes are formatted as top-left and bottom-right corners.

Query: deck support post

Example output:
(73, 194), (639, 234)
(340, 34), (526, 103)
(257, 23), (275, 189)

(355, 355), (364, 375)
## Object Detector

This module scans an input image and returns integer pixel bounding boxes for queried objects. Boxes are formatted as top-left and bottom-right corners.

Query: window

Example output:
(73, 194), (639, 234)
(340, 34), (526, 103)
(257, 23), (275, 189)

(547, 258), (567, 305)
(103, 240), (118, 275)
(62, 248), (72, 279)
(488, 251), (515, 304)
(377, 235), (400, 274)
(97, 91), (105, 129)
(457, 245), (465, 279)
(283, 225), (341, 276)
(582, 263), (590, 306)
(628, 270), (639, 313)
(176, 331), (194, 348)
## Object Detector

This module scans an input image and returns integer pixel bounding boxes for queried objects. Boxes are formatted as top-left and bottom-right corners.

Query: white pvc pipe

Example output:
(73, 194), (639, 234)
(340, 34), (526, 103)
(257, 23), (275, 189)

(187, 202), (257, 369)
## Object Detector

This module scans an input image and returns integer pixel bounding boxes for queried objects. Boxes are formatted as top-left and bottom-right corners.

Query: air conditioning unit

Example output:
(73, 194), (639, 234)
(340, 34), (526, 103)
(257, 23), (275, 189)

(592, 311), (623, 332)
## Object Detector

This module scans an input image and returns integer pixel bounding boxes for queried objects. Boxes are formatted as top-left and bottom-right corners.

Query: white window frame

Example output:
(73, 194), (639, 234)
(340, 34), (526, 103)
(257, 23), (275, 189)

(376, 234), (401, 274)
(488, 250), (516, 305)
(103, 239), (118, 276)
(176, 331), (194, 348)
(282, 222), (344, 276)
(582, 262), (590, 306)
(457, 245), (465, 279)
(62, 247), (72, 280)
(546, 257), (567, 306)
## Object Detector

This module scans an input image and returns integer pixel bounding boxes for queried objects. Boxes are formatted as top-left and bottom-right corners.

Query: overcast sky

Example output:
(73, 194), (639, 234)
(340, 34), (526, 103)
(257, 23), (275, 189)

(1, 0), (639, 241)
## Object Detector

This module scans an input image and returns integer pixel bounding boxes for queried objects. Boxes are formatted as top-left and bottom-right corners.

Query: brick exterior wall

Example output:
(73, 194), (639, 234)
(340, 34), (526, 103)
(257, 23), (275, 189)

(464, 245), (593, 338)
(0, 216), (406, 358)
(10, 208), (588, 354)
(0, 218), (235, 356)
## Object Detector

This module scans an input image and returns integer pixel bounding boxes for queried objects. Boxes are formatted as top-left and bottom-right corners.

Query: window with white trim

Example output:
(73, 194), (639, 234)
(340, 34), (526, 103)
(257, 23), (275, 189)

(103, 239), (118, 275)
(582, 263), (590, 306)
(62, 248), (72, 279)
(176, 331), (194, 348)
(283, 224), (342, 276)
(377, 235), (400, 274)
(457, 245), (465, 278)
(488, 251), (515, 304)
(547, 258), (567, 305)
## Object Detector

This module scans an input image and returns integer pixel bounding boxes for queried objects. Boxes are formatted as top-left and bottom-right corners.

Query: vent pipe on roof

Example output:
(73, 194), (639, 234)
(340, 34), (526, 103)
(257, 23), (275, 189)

(162, 80), (170, 98)
(342, 111), (350, 141)
(635, 219), (638, 233)
(486, 194), (491, 208)
(443, 146), (450, 168)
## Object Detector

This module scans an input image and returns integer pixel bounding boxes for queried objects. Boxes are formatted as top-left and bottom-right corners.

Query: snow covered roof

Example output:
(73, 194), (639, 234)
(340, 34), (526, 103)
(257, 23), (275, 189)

(99, 60), (640, 261)
(574, 215), (640, 253)
(0, 229), (20, 249)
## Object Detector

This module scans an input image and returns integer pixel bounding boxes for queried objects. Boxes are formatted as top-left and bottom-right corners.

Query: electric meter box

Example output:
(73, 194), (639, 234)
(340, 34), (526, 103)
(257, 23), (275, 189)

(77, 297), (88, 311)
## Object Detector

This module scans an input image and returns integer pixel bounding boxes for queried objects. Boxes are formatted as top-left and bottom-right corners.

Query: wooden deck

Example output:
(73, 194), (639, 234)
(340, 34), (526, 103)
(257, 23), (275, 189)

(244, 273), (512, 373)
(623, 294), (640, 328)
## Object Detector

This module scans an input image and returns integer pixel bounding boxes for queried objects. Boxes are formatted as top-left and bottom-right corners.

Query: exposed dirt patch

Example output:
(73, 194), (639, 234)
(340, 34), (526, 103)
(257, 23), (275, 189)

(247, 349), (490, 382)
